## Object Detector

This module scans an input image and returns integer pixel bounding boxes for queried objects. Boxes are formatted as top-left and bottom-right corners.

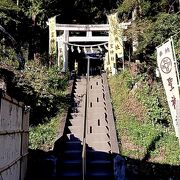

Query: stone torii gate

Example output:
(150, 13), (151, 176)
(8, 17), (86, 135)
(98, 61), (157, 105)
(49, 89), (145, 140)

(51, 22), (131, 73)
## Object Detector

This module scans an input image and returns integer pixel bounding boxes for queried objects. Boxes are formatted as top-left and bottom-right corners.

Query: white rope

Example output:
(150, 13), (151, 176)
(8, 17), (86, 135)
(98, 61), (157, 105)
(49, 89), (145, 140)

(90, 46), (93, 53)
(66, 44), (69, 51)
(64, 41), (108, 47)
(77, 46), (81, 53)
(98, 45), (103, 52)
(71, 45), (74, 52)
(104, 44), (108, 50)
(84, 47), (87, 53)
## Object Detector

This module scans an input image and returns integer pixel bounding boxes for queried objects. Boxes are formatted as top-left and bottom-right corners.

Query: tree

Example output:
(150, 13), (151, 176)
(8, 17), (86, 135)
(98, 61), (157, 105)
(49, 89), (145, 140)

(0, 0), (19, 25)
(0, 0), (124, 63)
(117, 0), (180, 64)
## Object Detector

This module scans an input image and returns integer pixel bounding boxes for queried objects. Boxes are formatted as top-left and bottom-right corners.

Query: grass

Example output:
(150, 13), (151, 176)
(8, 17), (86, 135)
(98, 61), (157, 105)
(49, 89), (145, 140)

(29, 110), (64, 151)
(108, 70), (180, 167)
(22, 62), (70, 151)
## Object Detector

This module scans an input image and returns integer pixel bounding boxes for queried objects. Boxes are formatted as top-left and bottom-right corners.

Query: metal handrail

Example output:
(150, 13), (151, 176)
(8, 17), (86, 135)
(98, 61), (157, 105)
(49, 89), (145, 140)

(82, 56), (90, 180)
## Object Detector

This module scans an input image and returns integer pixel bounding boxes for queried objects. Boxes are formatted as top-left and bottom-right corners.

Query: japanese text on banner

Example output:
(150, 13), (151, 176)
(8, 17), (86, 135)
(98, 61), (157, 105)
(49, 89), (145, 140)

(49, 16), (57, 55)
(107, 13), (124, 74)
(108, 13), (123, 58)
(157, 39), (180, 138)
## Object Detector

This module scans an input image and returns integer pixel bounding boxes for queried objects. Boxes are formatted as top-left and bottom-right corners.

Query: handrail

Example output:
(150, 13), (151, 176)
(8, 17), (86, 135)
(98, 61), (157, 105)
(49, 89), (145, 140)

(82, 56), (90, 180)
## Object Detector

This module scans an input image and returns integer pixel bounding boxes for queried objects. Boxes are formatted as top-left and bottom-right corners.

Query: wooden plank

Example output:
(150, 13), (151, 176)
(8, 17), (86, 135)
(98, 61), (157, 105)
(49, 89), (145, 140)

(21, 132), (29, 156)
(22, 108), (30, 131)
(2, 94), (24, 107)
(1, 161), (20, 180)
(0, 133), (21, 169)
(0, 153), (28, 173)
(20, 155), (28, 180)
(0, 99), (22, 131)
(0, 95), (29, 180)
(0, 130), (29, 135)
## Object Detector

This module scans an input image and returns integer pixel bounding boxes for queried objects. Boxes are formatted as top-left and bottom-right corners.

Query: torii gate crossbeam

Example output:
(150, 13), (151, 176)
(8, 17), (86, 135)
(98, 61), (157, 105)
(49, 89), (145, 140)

(55, 24), (109, 31)
(54, 23), (131, 72)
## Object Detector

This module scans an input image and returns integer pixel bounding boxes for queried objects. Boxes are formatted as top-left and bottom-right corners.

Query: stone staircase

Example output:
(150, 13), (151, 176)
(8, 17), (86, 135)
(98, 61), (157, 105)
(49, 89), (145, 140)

(86, 76), (114, 180)
(56, 77), (86, 179)
(56, 75), (116, 180)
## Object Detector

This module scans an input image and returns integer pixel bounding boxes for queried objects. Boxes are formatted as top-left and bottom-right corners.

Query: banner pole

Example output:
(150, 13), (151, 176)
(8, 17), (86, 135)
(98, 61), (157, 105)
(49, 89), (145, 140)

(171, 36), (180, 86)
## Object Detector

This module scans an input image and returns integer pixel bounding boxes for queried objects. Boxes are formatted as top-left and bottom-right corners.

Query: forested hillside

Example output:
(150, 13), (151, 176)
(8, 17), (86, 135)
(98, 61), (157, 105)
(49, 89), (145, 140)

(0, 0), (179, 66)
(0, 0), (180, 178)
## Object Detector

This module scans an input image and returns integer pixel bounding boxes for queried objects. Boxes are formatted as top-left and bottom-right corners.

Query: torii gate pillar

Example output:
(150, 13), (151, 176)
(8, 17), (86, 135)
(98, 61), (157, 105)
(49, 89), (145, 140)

(62, 30), (69, 72)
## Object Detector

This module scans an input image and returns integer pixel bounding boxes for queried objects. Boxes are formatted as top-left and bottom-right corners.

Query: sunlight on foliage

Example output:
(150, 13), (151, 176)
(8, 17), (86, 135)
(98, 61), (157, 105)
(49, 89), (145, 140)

(109, 70), (180, 165)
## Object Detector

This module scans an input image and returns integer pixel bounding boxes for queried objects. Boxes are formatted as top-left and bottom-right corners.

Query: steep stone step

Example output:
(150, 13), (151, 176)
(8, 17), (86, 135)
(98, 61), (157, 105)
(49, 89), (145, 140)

(87, 172), (114, 180)
(87, 119), (108, 126)
(70, 113), (84, 119)
(74, 90), (86, 95)
(69, 118), (84, 126)
(64, 141), (82, 151)
(86, 114), (107, 121)
(87, 126), (109, 134)
(86, 160), (112, 173)
(89, 88), (104, 93)
(87, 160), (112, 171)
(63, 150), (82, 160)
(74, 85), (86, 89)
(87, 141), (111, 152)
(88, 95), (105, 103)
(57, 160), (82, 180)
(66, 133), (83, 141)
(86, 133), (110, 142)
(88, 103), (106, 109)
(87, 107), (106, 113)
(68, 126), (83, 134)
(60, 160), (82, 172)
(58, 172), (82, 180)
(87, 150), (112, 161)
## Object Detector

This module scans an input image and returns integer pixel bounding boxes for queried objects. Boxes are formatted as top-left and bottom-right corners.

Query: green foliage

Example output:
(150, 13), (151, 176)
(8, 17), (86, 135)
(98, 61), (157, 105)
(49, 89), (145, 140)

(23, 0), (44, 17)
(29, 112), (62, 150)
(14, 61), (69, 125)
(18, 63), (69, 124)
(139, 13), (180, 58)
(118, 0), (170, 19)
(0, 0), (19, 24)
(109, 69), (180, 166)
(0, 0), (19, 11)
(118, 1), (180, 64)
(21, 62), (69, 149)
(0, 62), (69, 150)
(0, 0), (121, 62)
(0, 46), (18, 65)
(118, 0), (137, 14)
(47, 66), (69, 92)
(134, 77), (171, 126)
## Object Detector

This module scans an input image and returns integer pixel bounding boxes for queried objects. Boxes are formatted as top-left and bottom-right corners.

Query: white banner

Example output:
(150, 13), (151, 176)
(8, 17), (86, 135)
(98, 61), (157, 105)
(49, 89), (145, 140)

(157, 39), (180, 138)
(49, 16), (57, 55)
